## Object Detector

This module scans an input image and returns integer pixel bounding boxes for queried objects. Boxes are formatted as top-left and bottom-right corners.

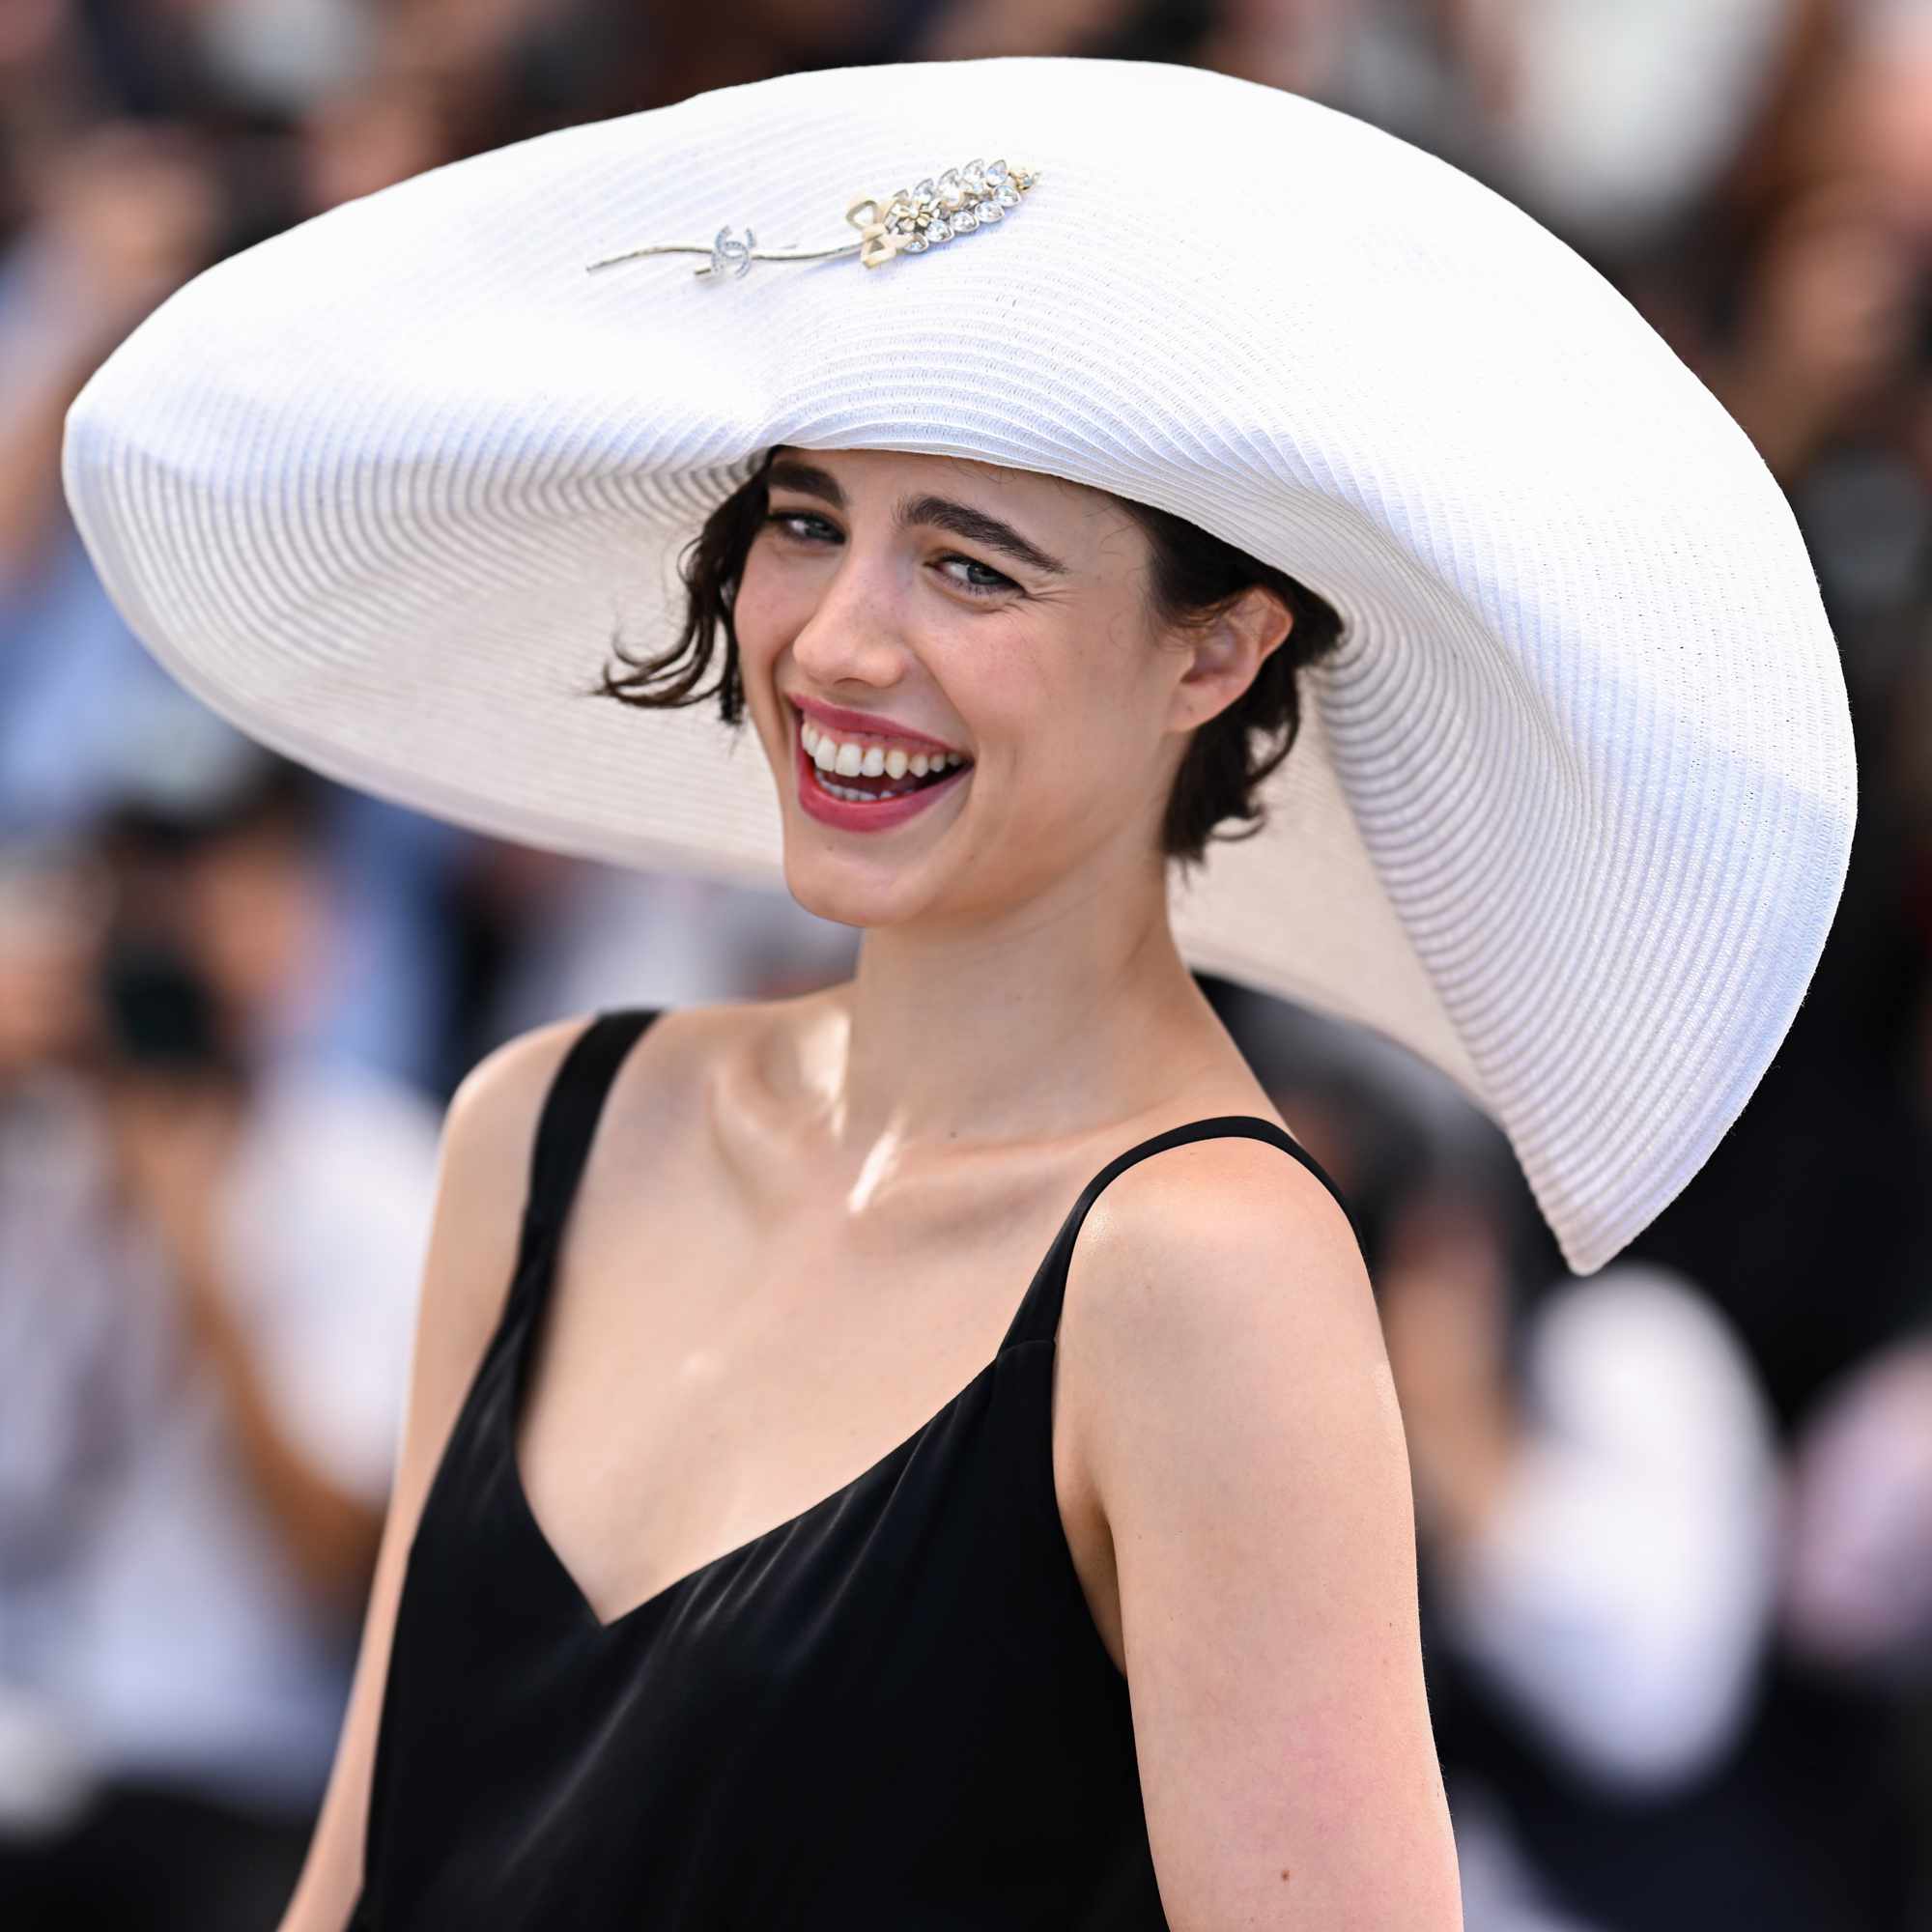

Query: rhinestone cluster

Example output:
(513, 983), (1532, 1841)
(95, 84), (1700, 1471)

(882, 158), (1038, 255)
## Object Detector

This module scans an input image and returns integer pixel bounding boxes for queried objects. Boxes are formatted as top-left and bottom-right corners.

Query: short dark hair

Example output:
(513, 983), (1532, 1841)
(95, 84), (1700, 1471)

(585, 449), (1348, 875)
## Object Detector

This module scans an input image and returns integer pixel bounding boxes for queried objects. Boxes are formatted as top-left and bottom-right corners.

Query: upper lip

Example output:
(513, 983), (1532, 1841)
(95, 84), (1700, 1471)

(786, 694), (971, 760)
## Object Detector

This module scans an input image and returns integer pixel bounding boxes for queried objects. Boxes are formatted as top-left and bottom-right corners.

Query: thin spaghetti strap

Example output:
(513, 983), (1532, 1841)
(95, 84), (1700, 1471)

(1000, 1115), (1360, 1352)
(509, 1007), (663, 1292)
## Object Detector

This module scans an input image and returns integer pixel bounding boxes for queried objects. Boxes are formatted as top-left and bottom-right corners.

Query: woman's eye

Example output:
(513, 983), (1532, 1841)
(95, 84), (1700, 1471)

(759, 509), (1017, 599)
(936, 555), (1019, 598)
(763, 509), (838, 545)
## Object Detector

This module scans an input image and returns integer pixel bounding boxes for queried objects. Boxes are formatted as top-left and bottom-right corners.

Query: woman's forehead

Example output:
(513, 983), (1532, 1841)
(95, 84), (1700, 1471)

(772, 443), (1091, 498)
(767, 444), (1126, 544)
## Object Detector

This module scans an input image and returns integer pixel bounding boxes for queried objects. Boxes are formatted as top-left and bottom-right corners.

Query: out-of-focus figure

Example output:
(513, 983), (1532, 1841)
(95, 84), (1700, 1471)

(1782, 1328), (1932, 1682)
(0, 751), (441, 1929)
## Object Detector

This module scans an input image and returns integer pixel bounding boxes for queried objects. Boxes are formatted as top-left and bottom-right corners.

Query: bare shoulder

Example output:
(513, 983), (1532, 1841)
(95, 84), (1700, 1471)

(450, 1001), (699, 1132)
(446, 1010), (602, 1156)
(1065, 1125), (1376, 1368)
(431, 1006), (706, 1339)
(416, 1013), (602, 1367)
(1060, 1122), (1390, 1585)
(1058, 1131), (1460, 1924)
(448, 999), (730, 1167)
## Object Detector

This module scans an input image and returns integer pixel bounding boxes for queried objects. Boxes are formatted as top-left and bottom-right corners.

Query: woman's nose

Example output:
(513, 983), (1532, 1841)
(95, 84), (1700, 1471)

(786, 542), (912, 687)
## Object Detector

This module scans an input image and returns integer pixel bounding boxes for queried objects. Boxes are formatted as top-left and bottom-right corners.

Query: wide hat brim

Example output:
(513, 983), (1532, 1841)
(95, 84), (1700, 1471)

(61, 55), (1856, 1277)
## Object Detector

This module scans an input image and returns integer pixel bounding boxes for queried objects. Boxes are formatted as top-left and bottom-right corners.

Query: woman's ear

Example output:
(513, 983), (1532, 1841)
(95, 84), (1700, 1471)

(1170, 585), (1294, 734)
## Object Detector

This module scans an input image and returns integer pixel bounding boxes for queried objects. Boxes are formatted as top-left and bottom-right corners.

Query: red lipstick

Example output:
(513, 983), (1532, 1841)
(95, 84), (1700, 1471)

(787, 694), (966, 759)
(793, 713), (972, 833)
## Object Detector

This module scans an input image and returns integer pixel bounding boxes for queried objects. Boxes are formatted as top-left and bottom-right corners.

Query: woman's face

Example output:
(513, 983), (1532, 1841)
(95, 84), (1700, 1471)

(734, 446), (1261, 932)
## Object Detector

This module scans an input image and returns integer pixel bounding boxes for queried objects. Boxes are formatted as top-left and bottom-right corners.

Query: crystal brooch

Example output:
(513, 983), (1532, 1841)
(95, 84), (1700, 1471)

(584, 156), (1040, 282)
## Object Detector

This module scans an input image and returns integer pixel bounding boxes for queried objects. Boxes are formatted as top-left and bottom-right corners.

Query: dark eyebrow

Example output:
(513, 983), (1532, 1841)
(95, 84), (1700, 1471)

(764, 456), (1070, 579)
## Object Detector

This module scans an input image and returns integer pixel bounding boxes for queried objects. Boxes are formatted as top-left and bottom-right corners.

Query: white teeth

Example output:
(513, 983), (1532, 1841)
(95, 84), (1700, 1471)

(798, 714), (979, 806)
(822, 778), (919, 803)
(800, 717), (967, 778)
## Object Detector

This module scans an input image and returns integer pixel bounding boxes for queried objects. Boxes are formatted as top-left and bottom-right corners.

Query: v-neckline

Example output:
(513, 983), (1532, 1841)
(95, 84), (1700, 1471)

(505, 1337), (1023, 1636)
(500, 1106), (1317, 1638)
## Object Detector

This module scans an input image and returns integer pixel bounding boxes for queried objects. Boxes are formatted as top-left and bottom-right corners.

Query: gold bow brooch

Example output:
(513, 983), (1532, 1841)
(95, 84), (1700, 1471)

(585, 156), (1040, 282)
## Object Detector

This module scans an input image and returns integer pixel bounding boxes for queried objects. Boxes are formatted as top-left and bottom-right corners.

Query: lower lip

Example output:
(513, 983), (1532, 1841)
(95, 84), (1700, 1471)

(794, 721), (972, 833)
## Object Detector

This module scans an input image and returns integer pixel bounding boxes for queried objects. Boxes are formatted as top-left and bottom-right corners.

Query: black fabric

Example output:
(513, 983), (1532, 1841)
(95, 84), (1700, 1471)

(348, 1006), (1356, 1928)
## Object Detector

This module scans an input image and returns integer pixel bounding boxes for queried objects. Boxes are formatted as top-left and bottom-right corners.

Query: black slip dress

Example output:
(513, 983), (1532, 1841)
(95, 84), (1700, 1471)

(346, 1006), (1359, 1929)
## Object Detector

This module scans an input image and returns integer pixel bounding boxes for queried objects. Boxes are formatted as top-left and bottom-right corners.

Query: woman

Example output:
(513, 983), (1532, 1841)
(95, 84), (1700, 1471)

(59, 55), (1855, 1931)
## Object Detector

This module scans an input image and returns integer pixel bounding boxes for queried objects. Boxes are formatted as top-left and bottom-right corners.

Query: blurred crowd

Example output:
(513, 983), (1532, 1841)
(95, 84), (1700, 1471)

(1, 2), (1929, 1927)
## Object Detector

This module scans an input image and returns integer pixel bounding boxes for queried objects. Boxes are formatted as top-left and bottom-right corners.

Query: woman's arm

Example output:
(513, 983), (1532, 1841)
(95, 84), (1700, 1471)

(1065, 1134), (1462, 1930)
(274, 1011), (602, 1932)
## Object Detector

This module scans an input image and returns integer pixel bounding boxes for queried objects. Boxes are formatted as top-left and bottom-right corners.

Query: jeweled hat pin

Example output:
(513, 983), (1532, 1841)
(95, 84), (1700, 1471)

(584, 156), (1040, 281)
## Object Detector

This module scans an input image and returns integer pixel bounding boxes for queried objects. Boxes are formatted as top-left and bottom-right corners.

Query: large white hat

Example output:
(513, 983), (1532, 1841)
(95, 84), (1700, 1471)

(59, 55), (1856, 1277)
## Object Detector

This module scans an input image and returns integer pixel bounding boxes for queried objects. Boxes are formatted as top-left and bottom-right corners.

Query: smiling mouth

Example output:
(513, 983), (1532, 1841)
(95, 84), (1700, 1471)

(796, 713), (973, 803)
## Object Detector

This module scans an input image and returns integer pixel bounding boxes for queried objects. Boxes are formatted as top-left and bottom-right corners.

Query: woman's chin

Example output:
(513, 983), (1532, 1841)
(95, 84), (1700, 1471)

(780, 845), (936, 930)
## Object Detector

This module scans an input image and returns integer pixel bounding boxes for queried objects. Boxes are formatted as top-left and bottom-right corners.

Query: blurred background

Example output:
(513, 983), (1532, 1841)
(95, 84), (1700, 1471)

(1, 1), (1929, 1926)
